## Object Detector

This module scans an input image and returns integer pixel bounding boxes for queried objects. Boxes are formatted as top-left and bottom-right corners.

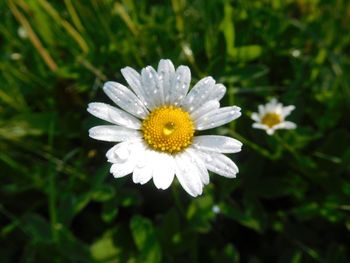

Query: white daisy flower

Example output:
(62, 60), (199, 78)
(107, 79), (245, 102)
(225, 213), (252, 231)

(87, 59), (242, 197)
(251, 98), (296, 135)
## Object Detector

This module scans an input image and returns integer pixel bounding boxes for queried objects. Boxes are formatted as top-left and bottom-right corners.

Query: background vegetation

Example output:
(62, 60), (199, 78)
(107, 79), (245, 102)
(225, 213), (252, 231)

(1, 0), (349, 262)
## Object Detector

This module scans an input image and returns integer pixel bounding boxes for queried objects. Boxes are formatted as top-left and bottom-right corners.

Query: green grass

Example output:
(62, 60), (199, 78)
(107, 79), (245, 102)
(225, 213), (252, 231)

(1, 0), (350, 262)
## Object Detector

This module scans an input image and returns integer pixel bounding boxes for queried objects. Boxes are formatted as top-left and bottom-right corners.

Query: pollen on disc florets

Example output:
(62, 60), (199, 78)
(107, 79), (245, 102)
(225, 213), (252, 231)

(141, 105), (195, 154)
(261, 112), (282, 128)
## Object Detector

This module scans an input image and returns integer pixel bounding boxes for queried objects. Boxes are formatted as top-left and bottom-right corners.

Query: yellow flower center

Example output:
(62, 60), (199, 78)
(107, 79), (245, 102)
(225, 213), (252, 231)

(141, 106), (194, 154)
(261, 112), (282, 128)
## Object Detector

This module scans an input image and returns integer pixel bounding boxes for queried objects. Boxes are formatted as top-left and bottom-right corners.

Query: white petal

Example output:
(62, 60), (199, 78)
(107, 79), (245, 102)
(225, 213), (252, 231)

(197, 151), (239, 178)
(109, 141), (144, 178)
(258, 105), (266, 115)
(87, 102), (141, 129)
(275, 103), (283, 114)
(169, 65), (191, 106)
(267, 98), (278, 109)
(193, 135), (242, 153)
(266, 128), (275, 135)
(157, 59), (175, 104)
(190, 100), (220, 121)
(274, 121), (297, 130)
(266, 99), (279, 113)
(283, 121), (297, 129)
(251, 112), (261, 122)
(182, 77), (215, 112)
(252, 123), (268, 130)
(187, 148), (209, 185)
(89, 125), (141, 142)
(132, 146), (153, 185)
(106, 140), (140, 163)
(141, 66), (163, 108)
(152, 152), (175, 190)
(103, 81), (149, 119)
(121, 66), (148, 106)
(175, 151), (203, 197)
(282, 105), (295, 117)
(195, 106), (241, 130)
(133, 164), (152, 185)
(106, 142), (129, 163)
(182, 79), (226, 113)
(110, 161), (135, 178)
(211, 84), (226, 101)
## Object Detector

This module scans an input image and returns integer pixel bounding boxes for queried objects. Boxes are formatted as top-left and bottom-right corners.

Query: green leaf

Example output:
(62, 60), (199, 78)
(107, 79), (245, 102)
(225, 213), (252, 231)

(102, 201), (119, 223)
(221, 65), (269, 84)
(130, 215), (162, 263)
(218, 244), (240, 263)
(91, 185), (116, 202)
(22, 214), (52, 242)
(186, 194), (214, 233)
(0, 112), (55, 140)
(91, 230), (120, 263)
(220, 1), (235, 55)
(219, 202), (263, 232)
(230, 45), (263, 62)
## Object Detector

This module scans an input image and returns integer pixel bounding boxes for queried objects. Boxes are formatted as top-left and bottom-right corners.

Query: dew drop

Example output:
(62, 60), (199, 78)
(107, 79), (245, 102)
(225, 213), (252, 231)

(163, 122), (176, 136)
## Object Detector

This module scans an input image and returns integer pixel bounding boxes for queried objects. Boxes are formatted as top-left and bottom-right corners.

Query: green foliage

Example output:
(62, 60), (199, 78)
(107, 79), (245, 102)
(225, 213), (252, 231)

(1, 0), (349, 262)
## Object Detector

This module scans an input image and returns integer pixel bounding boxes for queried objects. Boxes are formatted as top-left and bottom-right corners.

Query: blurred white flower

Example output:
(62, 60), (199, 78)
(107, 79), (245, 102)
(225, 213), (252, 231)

(291, 49), (301, 58)
(251, 98), (296, 135)
(212, 205), (221, 214)
(88, 59), (242, 197)
(10, 53), (22, 60)
(17, 26), (28, 39)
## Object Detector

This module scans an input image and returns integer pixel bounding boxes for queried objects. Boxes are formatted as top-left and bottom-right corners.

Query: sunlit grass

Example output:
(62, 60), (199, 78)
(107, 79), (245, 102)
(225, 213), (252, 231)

(1, 0), (349, 262)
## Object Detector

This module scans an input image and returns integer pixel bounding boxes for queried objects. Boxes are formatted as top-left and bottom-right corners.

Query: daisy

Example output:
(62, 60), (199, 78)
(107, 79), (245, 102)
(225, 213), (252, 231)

(88, 59), (242, 197)
(251, 98), (296, 135)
